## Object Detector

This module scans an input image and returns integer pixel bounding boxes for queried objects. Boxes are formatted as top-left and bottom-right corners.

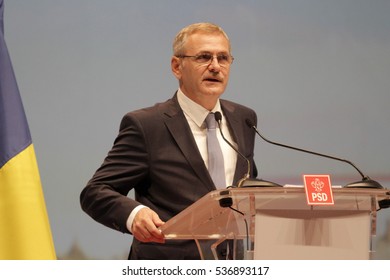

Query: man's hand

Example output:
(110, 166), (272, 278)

(131, 208), (165, 243)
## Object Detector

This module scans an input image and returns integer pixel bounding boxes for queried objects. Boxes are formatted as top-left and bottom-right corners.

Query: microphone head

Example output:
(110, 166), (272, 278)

(245, 118), (255, 128)
(214, 111), (222, 122)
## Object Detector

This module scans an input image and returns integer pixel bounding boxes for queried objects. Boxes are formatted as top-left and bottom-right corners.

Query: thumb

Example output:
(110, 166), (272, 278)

(152, 212), (165, 227)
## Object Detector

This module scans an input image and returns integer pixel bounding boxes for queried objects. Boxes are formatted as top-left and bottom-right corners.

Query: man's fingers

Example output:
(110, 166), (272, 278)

(132, 208), (165, 243)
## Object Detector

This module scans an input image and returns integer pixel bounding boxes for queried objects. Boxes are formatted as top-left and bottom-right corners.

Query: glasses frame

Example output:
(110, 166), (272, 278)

(177, 53), (234, 67)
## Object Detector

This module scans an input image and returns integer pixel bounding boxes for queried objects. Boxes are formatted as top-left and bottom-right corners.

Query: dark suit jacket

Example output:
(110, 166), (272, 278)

(80, 93), (258, 259)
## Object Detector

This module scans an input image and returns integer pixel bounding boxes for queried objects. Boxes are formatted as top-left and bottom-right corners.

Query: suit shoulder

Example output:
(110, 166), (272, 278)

(124, 99), (170, 117)
(119, 97), (179, 129)
(221, 99), (257, 116)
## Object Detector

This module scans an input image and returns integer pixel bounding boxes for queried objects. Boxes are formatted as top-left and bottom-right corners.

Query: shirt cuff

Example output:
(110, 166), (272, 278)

(126, 205), (148, 233)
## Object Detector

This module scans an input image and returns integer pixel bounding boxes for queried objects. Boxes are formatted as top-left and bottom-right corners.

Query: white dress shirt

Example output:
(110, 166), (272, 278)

(177, 89), (237, 186)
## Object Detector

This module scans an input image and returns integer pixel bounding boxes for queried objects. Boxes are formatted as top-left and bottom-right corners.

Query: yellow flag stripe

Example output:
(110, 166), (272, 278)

(0, 144), (56, 259)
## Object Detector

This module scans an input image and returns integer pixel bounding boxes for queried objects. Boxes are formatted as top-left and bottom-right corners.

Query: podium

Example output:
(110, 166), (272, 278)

(160, 187), (390, 260)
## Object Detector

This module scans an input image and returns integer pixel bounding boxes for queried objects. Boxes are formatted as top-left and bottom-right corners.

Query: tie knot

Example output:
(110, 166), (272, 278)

(205, 113), (217, 129)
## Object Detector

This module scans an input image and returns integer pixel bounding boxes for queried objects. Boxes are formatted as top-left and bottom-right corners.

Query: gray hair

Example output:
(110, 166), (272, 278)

(173, 22), (231, 56)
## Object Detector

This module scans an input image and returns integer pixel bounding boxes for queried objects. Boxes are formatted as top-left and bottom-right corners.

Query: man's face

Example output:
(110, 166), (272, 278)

(171, 32), (232, 109)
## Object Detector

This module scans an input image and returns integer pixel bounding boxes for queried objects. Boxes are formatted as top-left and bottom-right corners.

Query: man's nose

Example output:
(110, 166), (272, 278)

(208, 56), (221, 72)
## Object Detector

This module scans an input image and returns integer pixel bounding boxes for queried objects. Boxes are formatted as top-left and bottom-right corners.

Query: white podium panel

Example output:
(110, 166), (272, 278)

(254, 210), (370, 259)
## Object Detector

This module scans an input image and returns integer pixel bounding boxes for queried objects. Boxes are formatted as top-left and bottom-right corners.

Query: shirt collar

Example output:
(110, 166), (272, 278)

(177, 88), (222, 128)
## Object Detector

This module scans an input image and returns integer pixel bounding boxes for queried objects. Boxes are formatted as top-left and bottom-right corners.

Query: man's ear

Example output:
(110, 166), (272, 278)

(171, 56), (182, 79)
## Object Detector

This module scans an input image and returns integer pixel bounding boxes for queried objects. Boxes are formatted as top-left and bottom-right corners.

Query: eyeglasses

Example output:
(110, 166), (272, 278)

(177, 53), (234, 67)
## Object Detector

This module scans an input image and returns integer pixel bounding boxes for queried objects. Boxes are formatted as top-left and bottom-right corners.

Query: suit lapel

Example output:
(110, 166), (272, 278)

(221, 101), (248, 185)
(161, 96), (215, 192)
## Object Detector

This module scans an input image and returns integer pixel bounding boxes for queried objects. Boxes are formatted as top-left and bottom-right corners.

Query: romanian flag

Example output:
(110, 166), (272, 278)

(0, 0), (56, 259)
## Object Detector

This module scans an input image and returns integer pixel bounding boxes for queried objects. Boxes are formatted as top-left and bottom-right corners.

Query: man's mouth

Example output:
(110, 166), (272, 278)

(203, 77), (221, 83)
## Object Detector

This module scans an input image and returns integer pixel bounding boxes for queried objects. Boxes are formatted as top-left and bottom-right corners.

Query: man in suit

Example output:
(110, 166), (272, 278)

(80, 22), (258, 259)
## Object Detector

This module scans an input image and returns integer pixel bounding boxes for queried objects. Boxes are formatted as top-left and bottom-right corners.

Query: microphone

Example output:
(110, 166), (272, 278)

(214, 112), (281, 188)
(245, 118), (384, 189)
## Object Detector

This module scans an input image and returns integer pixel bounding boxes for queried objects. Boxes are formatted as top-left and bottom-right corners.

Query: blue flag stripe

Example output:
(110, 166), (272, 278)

(0, 0), (32, 168)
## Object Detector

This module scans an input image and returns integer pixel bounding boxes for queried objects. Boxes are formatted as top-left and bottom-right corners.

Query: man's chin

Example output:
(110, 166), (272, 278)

(202, 91), (224, 98)
(201, 86), (225, 97)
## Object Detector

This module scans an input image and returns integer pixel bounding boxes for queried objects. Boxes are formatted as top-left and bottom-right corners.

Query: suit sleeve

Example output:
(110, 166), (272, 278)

(80, 113), (149, 233)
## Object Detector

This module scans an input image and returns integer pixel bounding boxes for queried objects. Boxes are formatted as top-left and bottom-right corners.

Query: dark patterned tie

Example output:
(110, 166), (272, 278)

(205, 113), (226, 189)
